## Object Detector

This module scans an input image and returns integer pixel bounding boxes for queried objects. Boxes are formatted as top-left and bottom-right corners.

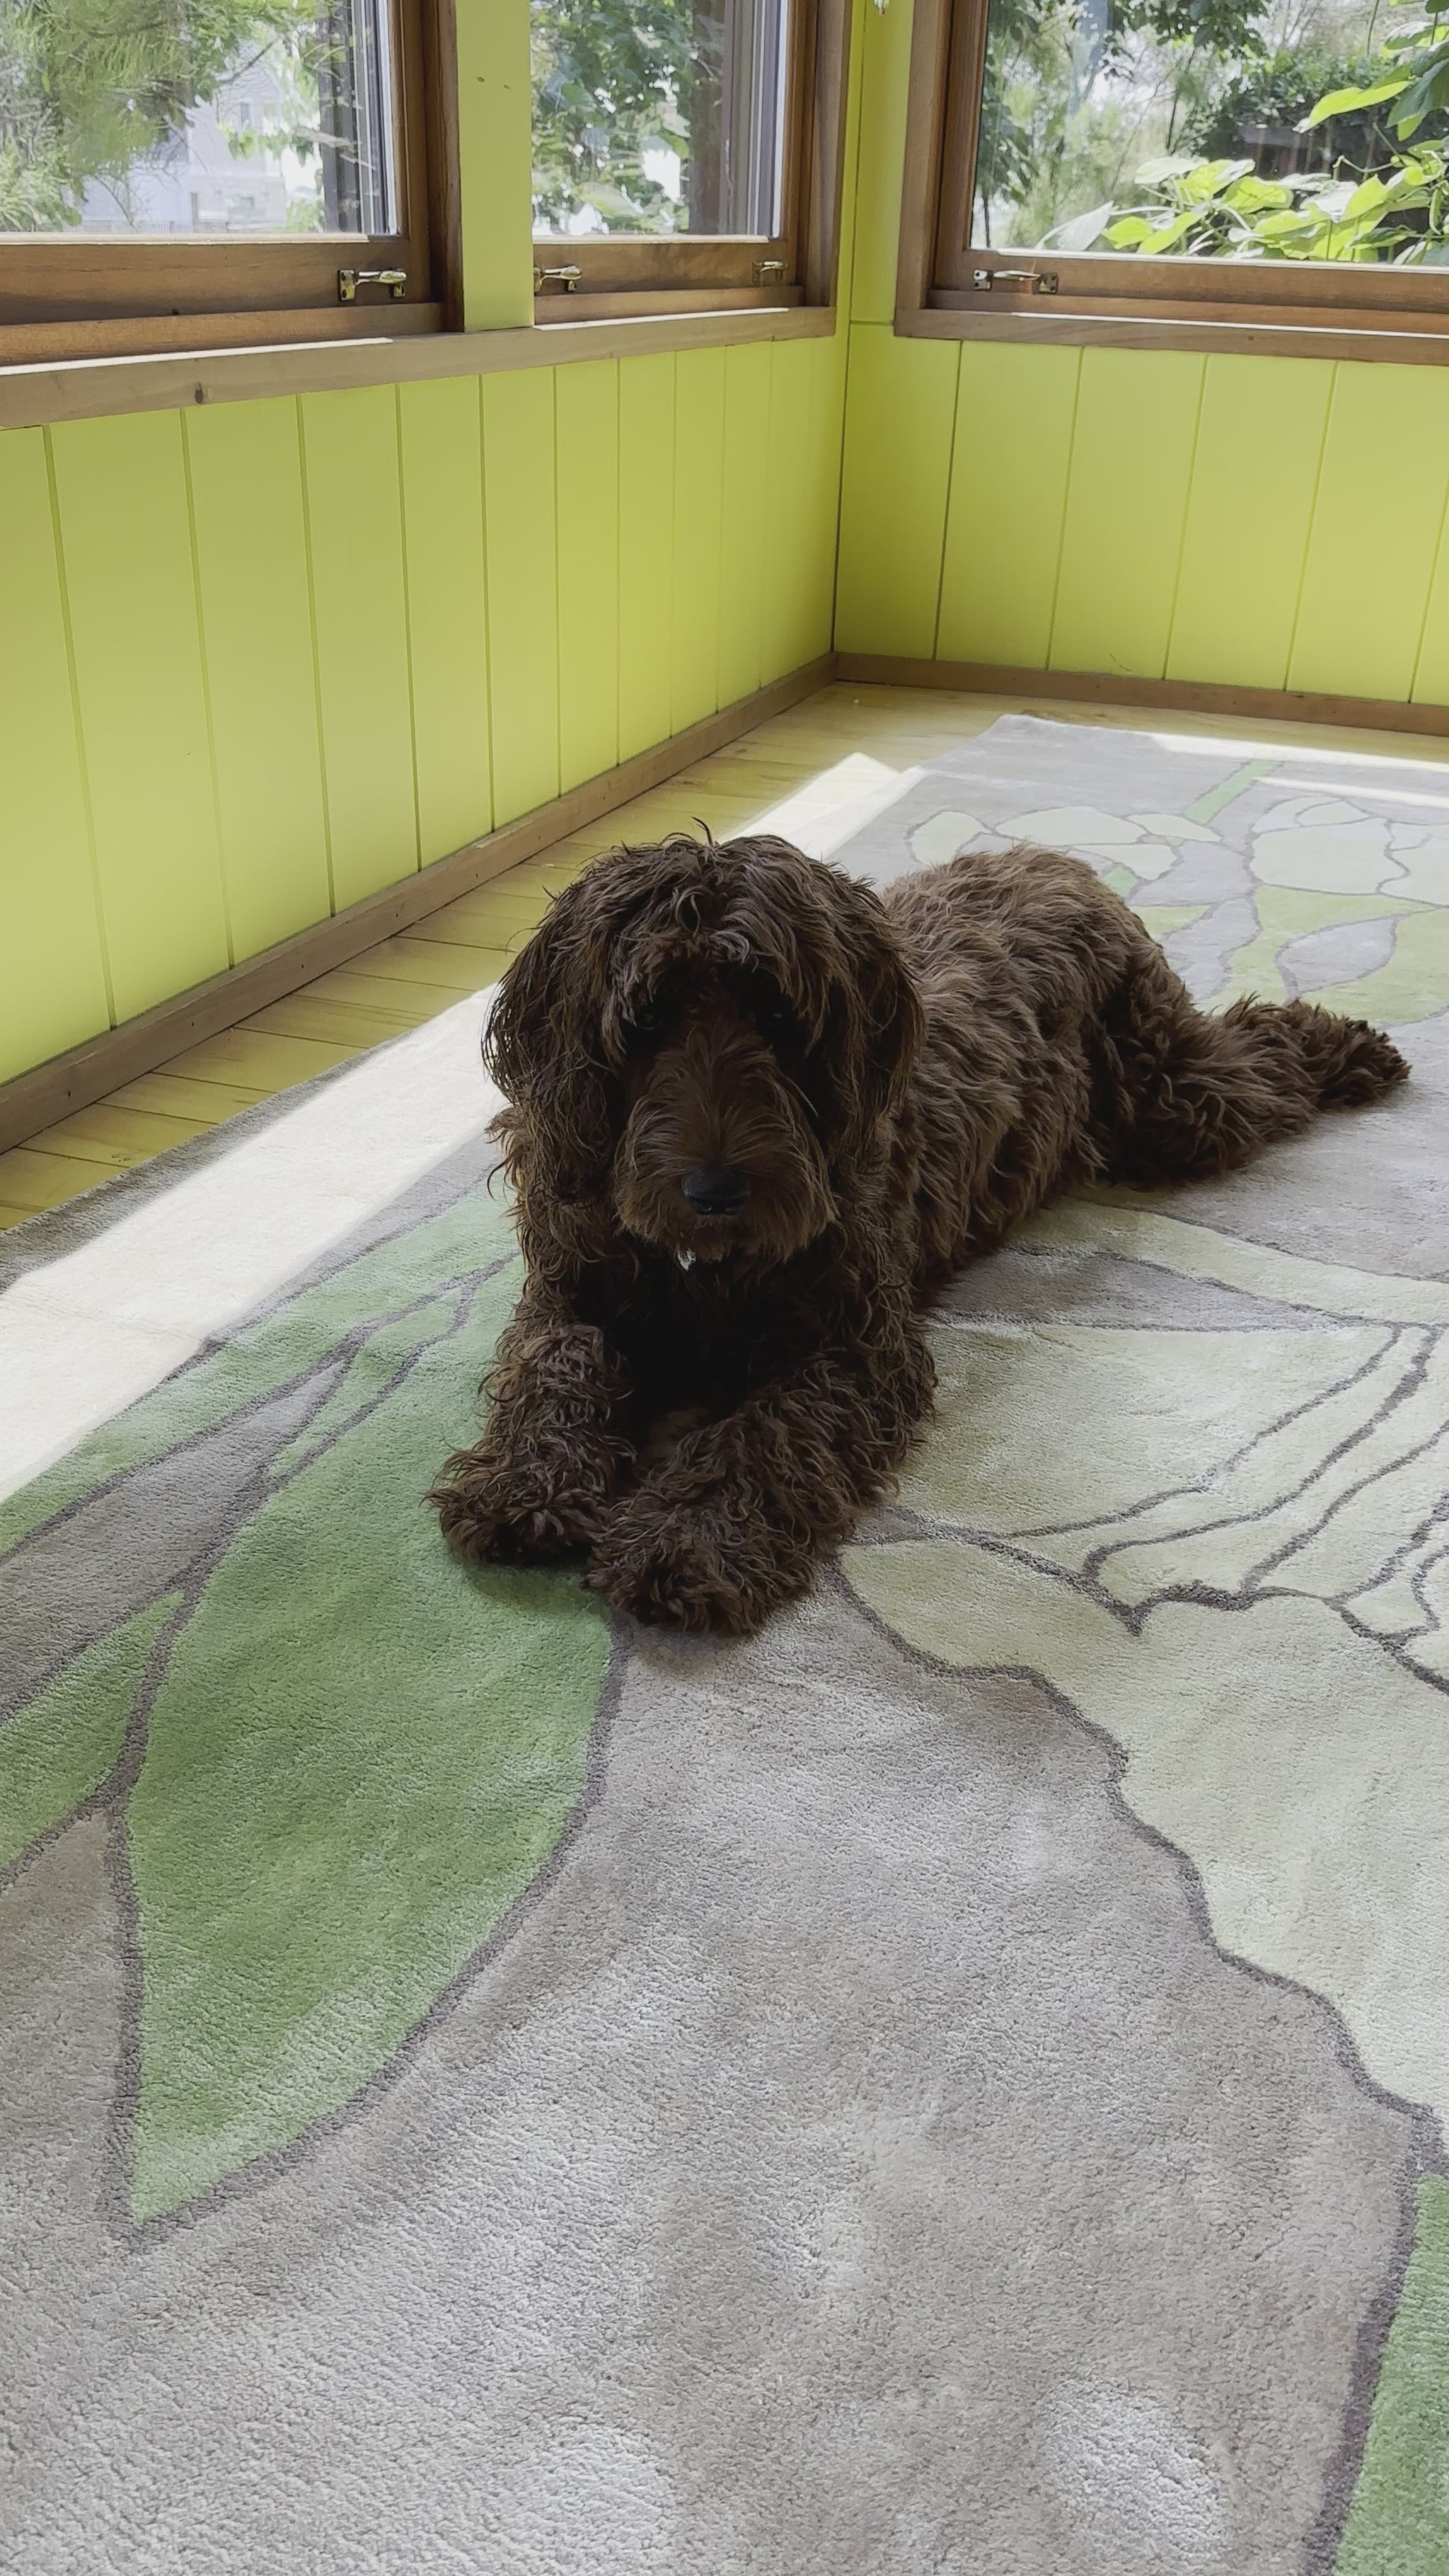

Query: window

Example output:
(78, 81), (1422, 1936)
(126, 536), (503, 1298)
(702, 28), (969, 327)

(904, 0), (1449, 338)
(0, 0), (441, 361)
(530, 0), (848, 316)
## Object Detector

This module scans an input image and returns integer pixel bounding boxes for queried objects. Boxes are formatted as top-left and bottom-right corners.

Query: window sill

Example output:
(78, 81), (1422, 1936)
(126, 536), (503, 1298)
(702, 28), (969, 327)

(897, 301), (1449, 369)
(0, 302), (836, 432)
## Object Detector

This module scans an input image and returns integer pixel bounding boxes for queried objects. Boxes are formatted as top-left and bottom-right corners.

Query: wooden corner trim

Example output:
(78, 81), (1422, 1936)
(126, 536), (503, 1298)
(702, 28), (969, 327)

(0, 655), (839, 1157)
(0, 304), (838, 432)
(836, 652), (1449, 739)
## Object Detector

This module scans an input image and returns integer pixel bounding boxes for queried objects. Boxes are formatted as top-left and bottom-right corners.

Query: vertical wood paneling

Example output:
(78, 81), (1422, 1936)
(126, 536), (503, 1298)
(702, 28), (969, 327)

(399, 376), (492, 865)
(763, 337), (816, 681)
(717, 340), (772, 707)
(50, 410), (228, 1022)
(834, 325), (959, 657)
(937, 342), (1080, 668)
(618, 352), (677, 760)
(300, 386), (417, 909)
(671, 347), (727, 733)
(1050, 348), (1204, 678)
(483, 369), (560, 822)
(0, 428), (109, 1084)
(1167, 354), (1333, 692)
(805, 329), (850, 657)
(1289, 364), (1449, 703)
(186, 400), (330, 959)
(1412, 501), (1449, 707)
(555, 361), (620, 791)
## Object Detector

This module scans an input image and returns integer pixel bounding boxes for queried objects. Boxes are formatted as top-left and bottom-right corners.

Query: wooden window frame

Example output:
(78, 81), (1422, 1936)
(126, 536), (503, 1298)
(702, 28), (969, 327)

(0, 0), (454, 367)
(897, 0), (1449, 359)
(532, 0), (850, 325)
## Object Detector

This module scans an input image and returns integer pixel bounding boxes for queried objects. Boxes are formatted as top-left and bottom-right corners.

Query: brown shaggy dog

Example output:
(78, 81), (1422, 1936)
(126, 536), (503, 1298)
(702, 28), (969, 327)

(432, 832), (1407, 1636)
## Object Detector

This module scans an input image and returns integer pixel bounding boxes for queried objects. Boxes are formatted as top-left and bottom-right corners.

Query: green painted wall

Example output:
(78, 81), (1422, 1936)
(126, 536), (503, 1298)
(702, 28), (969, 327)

(0, 342), (847, 1088)
(12, 0), (1449, 1096)
(833, 0), (1449, 704)
(0, 0), (856, 1089)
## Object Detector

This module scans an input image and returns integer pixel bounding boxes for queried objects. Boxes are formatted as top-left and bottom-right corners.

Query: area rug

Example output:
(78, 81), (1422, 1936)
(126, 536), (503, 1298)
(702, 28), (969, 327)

(4, 715), (1448, 2574)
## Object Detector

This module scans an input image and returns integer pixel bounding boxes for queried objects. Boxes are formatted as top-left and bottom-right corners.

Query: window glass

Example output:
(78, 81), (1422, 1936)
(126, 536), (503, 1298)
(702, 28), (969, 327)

(531, 0), (791, 238)
(0, 0), (396, 235)
(970, 0), (1449, 268)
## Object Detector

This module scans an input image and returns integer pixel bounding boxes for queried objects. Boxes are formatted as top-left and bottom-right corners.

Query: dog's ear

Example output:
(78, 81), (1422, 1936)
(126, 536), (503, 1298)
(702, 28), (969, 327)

(812, 868), (925, 1155)
(484, 876), (618, 1197)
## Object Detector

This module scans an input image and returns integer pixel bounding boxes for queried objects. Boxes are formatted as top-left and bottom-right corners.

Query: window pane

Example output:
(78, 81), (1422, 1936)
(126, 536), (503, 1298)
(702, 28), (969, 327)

(0, 0), (396, 234)
(531, 0), (790, 238)
(970, 0), (1449, 269)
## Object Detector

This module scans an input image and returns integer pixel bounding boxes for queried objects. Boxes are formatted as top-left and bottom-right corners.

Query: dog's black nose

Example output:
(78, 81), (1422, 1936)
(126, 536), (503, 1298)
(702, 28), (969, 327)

(681, 1165), (751, 1217)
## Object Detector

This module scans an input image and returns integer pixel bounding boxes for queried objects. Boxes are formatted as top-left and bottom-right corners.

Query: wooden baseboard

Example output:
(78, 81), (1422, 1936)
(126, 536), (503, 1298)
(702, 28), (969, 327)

(836, 654), (1449, 744)
(0, 653), (838, 1155)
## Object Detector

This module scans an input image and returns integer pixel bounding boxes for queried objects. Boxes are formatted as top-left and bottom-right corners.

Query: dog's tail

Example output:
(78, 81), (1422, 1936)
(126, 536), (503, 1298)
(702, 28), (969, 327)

(1095, 942), (1408, 1191)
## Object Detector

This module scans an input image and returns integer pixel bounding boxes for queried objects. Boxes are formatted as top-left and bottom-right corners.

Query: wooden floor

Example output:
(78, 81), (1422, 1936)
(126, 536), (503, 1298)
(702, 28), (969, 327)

(4, 677), (1447, 1232)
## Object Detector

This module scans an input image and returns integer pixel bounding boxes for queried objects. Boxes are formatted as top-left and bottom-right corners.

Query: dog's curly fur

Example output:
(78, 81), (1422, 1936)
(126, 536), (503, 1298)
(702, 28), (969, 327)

(432, 831), (1407, 1636)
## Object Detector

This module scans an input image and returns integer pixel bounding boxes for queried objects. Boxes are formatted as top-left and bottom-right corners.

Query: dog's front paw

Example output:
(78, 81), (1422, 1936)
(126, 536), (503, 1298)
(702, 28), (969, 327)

(432, 1449), (607, 1564)
(585, 1493), (795, 1636)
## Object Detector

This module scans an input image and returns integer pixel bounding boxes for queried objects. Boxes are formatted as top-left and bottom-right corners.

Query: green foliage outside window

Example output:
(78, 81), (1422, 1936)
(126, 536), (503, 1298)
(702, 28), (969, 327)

(0, 0), (333, 231)
(979, 0), (1449, 262)
(530, 0), (697, 233)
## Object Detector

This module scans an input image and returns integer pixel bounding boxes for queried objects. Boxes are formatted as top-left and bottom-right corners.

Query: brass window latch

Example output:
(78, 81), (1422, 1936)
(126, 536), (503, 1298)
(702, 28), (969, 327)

(337, 268), (407, 303)
(971, 267), (1058, 294)
(534, 264), (582, 291)
(752, 257), (788, 284)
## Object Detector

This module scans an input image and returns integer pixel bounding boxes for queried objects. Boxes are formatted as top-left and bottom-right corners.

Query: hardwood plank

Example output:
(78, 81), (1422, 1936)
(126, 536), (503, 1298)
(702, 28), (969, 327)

(0, 424), (110, 1085)
(618, 352), (677, 761)
(1050, 347), (1205, 679)
(308, 942), (500, 996)
(161, 1029), (363, 1088)
(1168, 354), (1334, 692)
(367, 934), (514, 984)
(49, 408), (229, 1019)
(28, 1104), (210, 1168)
(300, 383), (419, 907)
(835, 325), (959, 657)
(0, 1204), (36, 1231)
(186, 396), (331, 959)
(672, 346), (727, 735)
(243, 994), (424, 1047)
(555, 360), (622, 793)
(1290, 364), (1449, 703)
(399, 375), (492, 865)
(109, 1071), (268, 1121)
(294, 967), (458, 1016)
(938, 342), (1080, 669)
(405, 901), (545, 951)
(0, 1147), (115, 1213)
(483, 369), (560, 823)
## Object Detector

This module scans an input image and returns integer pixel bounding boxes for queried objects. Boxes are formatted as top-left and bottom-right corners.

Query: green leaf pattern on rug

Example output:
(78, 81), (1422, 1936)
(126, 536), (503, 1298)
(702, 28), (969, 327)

(1336, 2179), (1449, 2575)
(127, 1326), (607, 2222)
(0, 1597), (177, 1872)
(0, 1174), (611, 2222)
